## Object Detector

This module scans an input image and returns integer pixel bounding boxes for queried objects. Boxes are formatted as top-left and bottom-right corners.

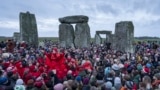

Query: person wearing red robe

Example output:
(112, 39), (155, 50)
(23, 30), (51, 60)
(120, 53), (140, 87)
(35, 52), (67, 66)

(82, 59), (93, 71)
(45, 48), (68, 79)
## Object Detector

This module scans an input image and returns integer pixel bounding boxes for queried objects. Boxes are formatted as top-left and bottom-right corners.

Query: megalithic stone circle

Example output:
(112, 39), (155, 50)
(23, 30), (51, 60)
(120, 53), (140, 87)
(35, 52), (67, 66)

(59, 15), (88, 24)
(94, 34), (102, 45)
(13, 32), (20, 42)
(19, 11), (38, 47)
(74, 23), (91, 48)
(59, 24), (75, 48)
(114, 21), (134, 53)
(59, 15), (91, 48)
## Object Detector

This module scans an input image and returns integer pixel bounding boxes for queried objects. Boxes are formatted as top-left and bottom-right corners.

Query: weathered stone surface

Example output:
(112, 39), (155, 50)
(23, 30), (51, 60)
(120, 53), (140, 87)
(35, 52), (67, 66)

(58, 15), (91, 48)
(74, 23), (91, 48)
(95, 31), (112, 43)
(59, 24), (75, 48)
(19, 11), (38, 47)
(110, 34), (114, 48)
(13, 32), (20, 42)
(94, 34), (102, 45)
(59, 15), (89, 24)
(114, 21), (134, 53)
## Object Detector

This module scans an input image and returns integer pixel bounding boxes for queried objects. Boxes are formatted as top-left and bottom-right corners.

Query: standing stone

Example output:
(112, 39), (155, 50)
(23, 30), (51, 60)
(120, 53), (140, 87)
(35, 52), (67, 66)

(19, 11), (38, 47)
(105, 31), (112, 43)
(59, 15), (88, 24)
(59, 24), (74, 48)
(13, 32), (20, 42)
(58, 15), (90, 48)
(94, 34), (102, 45)
(110, 34), (114, 48)
(95, 31), (112, 44)
(114, 21), (134, 53)
(74, 23), (91, 48)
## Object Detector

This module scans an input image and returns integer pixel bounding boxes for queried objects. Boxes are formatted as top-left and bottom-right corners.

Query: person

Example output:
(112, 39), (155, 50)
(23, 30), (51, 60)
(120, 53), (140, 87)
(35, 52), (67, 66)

(14, 79), (25, 90)
(152, 73), (160, 89)
(142, 75), (152, 90)
(0, 39), (159, 90)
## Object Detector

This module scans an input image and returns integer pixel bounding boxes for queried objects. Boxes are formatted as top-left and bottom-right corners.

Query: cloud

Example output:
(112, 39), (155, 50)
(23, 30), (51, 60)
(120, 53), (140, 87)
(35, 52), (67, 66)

(0, 27), (18, 37)
(0, 17), (60, 37)
(37, 17), (59, 32)
(0, 0), (160, 37)
(0, 20), (19, 30)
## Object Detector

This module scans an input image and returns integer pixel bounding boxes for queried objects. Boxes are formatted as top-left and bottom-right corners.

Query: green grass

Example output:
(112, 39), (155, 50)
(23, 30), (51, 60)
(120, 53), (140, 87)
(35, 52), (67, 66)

(0, 37), (159, 44)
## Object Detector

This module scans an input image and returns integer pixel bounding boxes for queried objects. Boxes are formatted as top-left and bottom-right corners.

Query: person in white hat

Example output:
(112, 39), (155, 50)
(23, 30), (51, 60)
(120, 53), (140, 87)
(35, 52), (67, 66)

(14, 79), (25, 90)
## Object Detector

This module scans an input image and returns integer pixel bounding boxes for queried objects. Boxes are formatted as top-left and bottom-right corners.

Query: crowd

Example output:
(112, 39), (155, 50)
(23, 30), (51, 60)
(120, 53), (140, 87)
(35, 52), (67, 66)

(0, 39), (160, 90)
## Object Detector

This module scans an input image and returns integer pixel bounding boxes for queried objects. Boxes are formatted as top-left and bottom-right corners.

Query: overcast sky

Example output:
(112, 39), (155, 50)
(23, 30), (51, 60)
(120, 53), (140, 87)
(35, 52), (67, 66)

(0, 0), (160, 37)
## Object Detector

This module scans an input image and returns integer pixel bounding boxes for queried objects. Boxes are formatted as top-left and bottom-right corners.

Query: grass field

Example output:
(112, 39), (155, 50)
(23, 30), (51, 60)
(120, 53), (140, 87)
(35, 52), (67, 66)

(0, 36), (160, 44)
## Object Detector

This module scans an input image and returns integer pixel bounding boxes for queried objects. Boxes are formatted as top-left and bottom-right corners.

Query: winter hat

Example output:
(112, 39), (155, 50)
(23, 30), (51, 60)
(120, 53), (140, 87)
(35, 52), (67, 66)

(114, 59), (118, 62)
(137, 64), (142, 71)
(75, 76), (81, 82)
(67, 70), (72, 75)
(14, 85), (25, 90)
(0, 77), (8, 85)
(142, 67), (149, 73)
(83, 77), (89, 85)
(132, 57), (135, 60)
(16, 79), (24, 85)
(146, 63), (151, 68)
(112, 64), (120, 71)
(63, 81), (68, 87)
(54, 83), (64, 90)
(114, 77), (121, 84)
(96, 58), (100, 62)
(104, 81), (112, 89)
(144, 57), (149, 61)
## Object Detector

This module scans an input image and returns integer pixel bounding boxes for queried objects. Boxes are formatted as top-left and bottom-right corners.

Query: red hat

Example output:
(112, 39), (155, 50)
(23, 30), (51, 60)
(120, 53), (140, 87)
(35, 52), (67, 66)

(142, 67), (149, 73)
